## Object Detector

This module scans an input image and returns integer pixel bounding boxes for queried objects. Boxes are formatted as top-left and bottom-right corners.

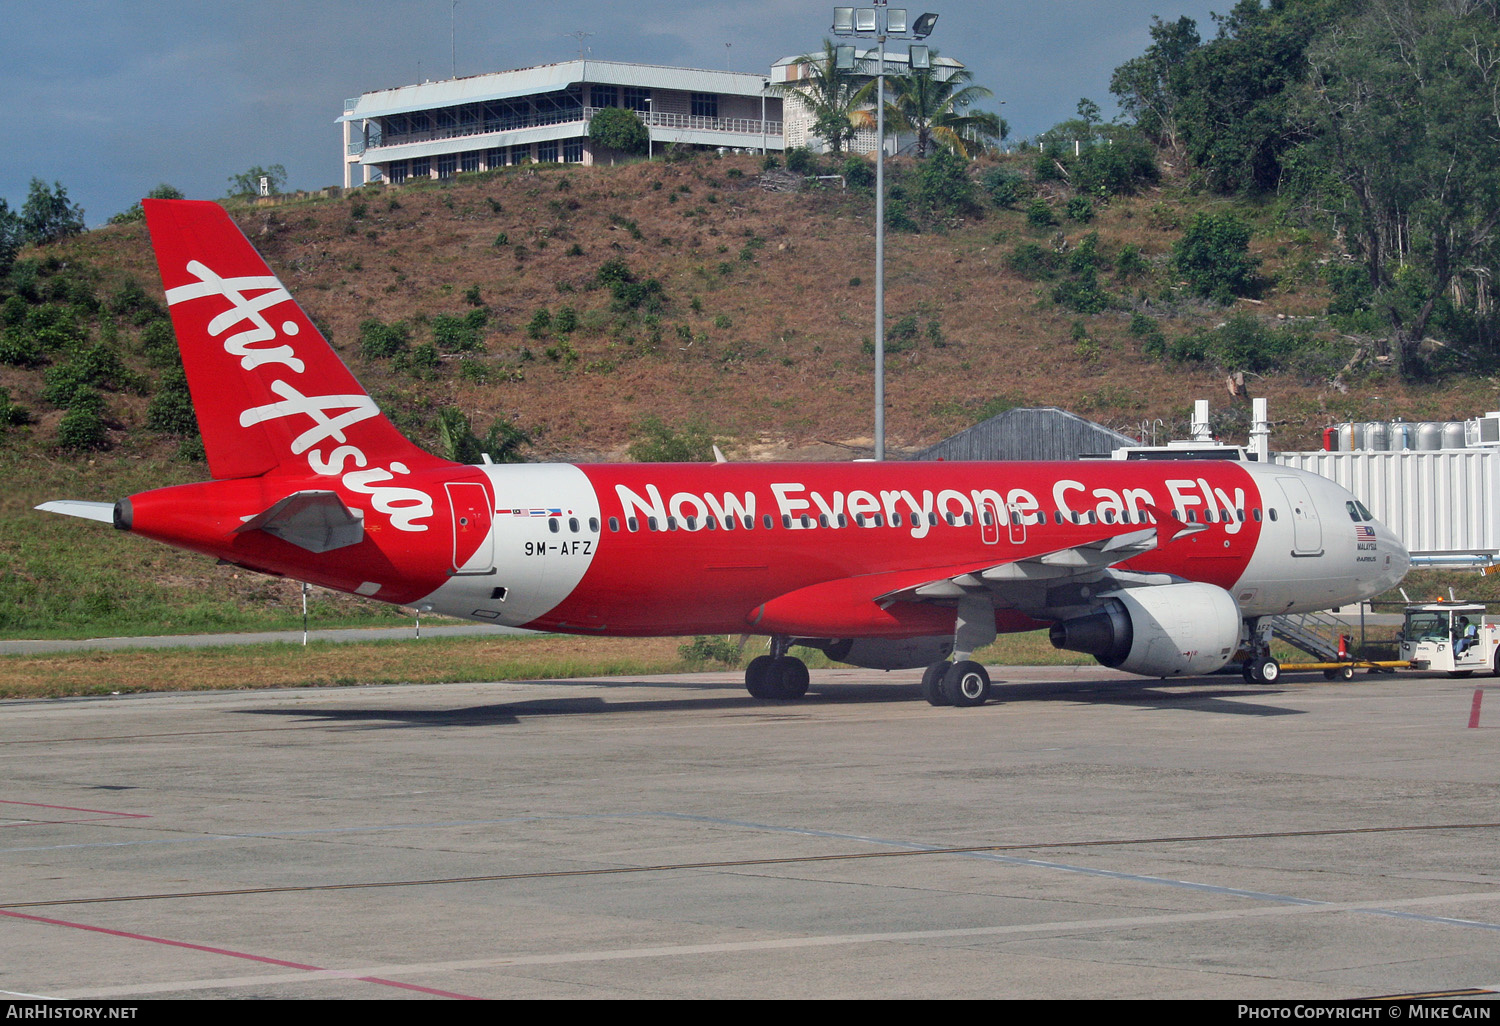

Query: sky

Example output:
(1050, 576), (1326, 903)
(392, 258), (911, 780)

(2, 0), (1230, 226)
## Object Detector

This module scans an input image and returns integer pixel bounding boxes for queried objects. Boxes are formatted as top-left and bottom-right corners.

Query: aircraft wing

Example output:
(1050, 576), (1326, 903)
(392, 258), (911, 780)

(750, 522), (1177, 635)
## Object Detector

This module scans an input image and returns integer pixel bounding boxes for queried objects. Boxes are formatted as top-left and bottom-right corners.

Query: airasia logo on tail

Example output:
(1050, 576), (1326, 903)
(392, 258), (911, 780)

(165, 259), (435, 532)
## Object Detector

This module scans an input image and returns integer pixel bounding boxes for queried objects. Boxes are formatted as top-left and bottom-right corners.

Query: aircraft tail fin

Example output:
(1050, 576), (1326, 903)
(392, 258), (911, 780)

(143, 199), (442, 480)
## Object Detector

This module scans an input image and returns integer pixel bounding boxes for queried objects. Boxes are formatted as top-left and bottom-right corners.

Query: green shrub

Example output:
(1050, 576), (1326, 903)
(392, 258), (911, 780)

(628, 416), (716, 462)
(1008, 242), (1057, 279)
(431, 311), (485, 352)
(359, 319), (410, 359)
(145, 365), (199, 436)
(1065, 196), (1095, 223)
(679, 636), (740, 666)
(1172, 213), (1260, 302)
(786, 148), (817, 174)
(1026, 200), (1058, 228)
(982, 167), (1025, 208)
(56, 386), (107, 452)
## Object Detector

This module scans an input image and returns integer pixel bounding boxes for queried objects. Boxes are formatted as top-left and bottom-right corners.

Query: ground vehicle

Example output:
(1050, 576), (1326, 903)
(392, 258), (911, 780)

(1399, 601), (1500, 677)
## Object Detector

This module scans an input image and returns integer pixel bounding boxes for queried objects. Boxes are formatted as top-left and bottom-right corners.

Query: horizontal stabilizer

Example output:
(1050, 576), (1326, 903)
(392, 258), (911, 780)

(234, 491), (364, 553)
(35, 500), (117, 525)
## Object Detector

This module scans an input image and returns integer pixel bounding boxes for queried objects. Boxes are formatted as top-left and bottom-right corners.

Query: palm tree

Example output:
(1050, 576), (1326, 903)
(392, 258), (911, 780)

(773, 40), (872, 155)
(885, 57), (1005, 158)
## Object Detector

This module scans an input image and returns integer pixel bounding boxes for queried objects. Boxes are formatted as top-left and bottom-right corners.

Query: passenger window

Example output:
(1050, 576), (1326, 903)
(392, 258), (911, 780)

(548, 518), (560, 533)
(684, 516), (697, 530)
(667, 517), (678, 531)
(763, 514), (773, 529)
(818, 514), (829, 528)
(569, 517), (580, 533)
(839, 514), (849, 528)
(589, 517), (600, 532)
(892, 513), (903, 527)
(647, 516), (659, 531)
(782, 514), (792, 529)
(608, 517), (619, 532)
(945, 512), (956, 526)
(1268, 508), (1279, 521)
(1252, 509), (1262, 523)
(627, 516), (639, 532)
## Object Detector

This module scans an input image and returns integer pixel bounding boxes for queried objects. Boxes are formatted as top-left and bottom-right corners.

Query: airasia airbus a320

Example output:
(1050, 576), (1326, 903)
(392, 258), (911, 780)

(37, 200), (1409, 706)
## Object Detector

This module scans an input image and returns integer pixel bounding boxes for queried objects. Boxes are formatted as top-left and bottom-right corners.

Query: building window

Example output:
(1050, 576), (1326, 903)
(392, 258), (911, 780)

(485, 147), (503, 170)
(387, 160), (408, 184)
(563, 137), (584, 163)
(461, 150), (480, 173)
(537, 139), (558, 163)
(592, 85), (618, 108)
(435, 107), (457, 131)
(411, 157), (430, 179)
(510, 144), (529, 165)
(691, 93), (718, 119)
(437, 153), (456, 179)
(623, 87), (650, 112)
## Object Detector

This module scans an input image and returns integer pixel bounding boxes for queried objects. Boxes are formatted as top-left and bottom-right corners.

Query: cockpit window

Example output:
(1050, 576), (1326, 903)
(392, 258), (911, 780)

(1346, 501), (1361, 522)
(1356, 501), (1374, 521)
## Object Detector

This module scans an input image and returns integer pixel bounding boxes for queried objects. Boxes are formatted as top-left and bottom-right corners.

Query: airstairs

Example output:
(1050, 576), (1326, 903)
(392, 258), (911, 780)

(1267, 610), (1348, 662)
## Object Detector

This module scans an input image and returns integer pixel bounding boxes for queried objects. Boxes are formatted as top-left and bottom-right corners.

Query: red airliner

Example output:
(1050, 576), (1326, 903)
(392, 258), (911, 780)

(38, 200), (1409, 705)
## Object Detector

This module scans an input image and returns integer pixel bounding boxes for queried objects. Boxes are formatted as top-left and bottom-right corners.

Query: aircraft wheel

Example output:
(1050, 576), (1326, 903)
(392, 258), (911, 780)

(921, 661), (952, 706)
(1242, 661), (1258, 683)
(769, 656), (809, 699)
(942, 660), (990, 708)
(1256, 658), (1280, 684)
(745, 655), (776, 699)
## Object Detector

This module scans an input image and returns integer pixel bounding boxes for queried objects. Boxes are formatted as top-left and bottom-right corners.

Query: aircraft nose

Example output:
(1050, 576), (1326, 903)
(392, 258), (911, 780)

(1374, 519), (1409, 592)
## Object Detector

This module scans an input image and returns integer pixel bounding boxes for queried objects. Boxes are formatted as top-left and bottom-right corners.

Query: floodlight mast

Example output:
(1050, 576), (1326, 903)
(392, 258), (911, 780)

(831, 4), (938, 461)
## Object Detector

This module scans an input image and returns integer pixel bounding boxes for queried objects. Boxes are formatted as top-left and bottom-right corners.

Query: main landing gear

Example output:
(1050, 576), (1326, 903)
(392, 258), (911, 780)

(744, 636), (809, 700)
(922, 594), (995, 708)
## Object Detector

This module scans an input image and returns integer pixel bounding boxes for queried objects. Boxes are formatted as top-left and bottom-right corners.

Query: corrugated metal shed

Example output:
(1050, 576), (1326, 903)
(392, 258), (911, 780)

(1275, 449), (1500, 558)
(913, 408), (1137, 462)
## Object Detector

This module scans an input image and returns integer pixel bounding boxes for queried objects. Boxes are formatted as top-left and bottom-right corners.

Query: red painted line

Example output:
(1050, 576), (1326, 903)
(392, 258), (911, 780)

(0, 800), (149, 818)
(1470, 689), (1484, 729)
(0, 909), (481, 999)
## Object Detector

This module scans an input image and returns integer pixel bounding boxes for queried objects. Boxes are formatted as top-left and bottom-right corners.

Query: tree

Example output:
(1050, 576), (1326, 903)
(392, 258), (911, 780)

(108, 184), (185, 225)
(1296, 0), (1500, 377)
(883, 54), (1004, 158)
(20, 179), (85, 245)
(1109, 15), (1201, 153)
(226, 164), (287, 198)
(588, 107), (649, 157)
(773, 40), (869, 155)
(0, 199), (22, 276)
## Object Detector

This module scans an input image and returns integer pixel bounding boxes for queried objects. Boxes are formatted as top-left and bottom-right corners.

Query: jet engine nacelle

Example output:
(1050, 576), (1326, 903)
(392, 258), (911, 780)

(807, 636), (955, 670)
(1048, 582), (1241, 677)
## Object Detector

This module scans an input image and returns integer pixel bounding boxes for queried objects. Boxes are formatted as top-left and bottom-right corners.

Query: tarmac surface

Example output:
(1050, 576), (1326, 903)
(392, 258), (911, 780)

(3, 664), (1499, 1000)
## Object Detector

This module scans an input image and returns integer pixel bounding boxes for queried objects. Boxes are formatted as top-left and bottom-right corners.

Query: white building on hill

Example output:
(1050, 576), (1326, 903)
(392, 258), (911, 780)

(339, 60), (784, 188)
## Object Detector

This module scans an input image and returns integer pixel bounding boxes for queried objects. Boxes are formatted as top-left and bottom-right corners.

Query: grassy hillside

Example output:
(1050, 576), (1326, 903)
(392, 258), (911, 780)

(2, 150), (1494, 637)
